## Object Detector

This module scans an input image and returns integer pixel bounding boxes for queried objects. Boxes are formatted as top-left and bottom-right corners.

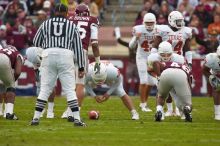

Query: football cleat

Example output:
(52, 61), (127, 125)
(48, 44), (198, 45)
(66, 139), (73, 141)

(61, 110), (68, 119)
(131, 112), (139, 120)
(30, 118), (40, 126)
(6, 113), (18, 120)
(155, 111), (163, 122)
(74, 119), (87, 127)
(46, 112), (54, 119)
(67, 116), (75, 122)
(183, 106), (192, 122)
(140, 107), (152, 112)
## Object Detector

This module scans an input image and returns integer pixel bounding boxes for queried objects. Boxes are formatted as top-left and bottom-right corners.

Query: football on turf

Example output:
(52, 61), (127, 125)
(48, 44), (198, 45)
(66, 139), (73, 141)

(88, 110), (99, 120)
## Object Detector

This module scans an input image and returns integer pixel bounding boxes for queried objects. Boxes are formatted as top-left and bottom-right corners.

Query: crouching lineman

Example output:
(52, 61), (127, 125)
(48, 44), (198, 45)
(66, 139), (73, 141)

(85, 61), (139, 120)
(0, 45), (24, 120)
(26, 47), (56, 118)
(202, 45), (220, 120)
(148, 41), (192, 122)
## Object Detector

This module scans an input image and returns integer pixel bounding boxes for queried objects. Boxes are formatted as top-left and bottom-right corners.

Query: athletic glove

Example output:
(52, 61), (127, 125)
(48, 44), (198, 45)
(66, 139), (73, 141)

(209, 75), (220, 91)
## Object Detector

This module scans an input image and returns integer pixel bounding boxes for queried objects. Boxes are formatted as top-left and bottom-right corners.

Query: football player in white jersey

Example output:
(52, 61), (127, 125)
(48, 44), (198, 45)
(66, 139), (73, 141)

(85, 61), (139, 120)
(129, 13), (158, 112)
(152, 11), (193, 116)
(149, 41), (192, 122)
(26, 47), (56, 118)
(202, 45), (220, 120)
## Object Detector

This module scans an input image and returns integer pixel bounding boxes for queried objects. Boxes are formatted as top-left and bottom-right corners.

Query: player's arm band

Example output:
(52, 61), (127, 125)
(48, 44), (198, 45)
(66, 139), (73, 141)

(129, 36), (137, 49)
(185, 51), (192, 64)
(91, 40), (98, 44)
(95, 56), (100, 63)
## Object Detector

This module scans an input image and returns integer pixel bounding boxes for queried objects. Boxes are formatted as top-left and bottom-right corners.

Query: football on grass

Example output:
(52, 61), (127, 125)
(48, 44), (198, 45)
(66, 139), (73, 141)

(88, 110), (99, 120)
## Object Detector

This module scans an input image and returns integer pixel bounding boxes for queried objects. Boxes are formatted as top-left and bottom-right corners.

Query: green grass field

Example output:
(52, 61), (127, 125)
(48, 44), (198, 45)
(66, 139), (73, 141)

(0, 96), (220, 146)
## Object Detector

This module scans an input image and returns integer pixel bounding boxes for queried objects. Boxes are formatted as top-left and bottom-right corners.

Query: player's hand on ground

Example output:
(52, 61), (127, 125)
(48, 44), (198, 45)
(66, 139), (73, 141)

(95, 94), (109, 103)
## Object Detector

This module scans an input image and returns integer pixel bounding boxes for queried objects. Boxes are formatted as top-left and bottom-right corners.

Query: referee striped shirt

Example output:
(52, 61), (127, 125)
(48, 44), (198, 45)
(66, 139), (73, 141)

(33, 16), (84, 69)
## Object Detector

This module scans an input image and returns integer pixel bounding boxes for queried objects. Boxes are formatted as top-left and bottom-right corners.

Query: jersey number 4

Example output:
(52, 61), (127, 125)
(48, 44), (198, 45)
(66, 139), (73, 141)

(141, 40), (153, 52)
(168, 40), (183, 55)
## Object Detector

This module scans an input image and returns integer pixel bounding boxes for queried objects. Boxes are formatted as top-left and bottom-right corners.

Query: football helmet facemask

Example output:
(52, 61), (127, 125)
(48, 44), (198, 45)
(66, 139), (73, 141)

(143, 13), (156, 31)
(168, 11), (184, 29)
(158, 41), (173, 62)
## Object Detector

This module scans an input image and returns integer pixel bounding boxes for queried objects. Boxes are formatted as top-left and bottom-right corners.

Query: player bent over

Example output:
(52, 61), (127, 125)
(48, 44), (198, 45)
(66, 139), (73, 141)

(0, 45), (24, 120)
(84, 61), (139, 120)
(202, 45), (220, 120)
(148, 42), (192, 122)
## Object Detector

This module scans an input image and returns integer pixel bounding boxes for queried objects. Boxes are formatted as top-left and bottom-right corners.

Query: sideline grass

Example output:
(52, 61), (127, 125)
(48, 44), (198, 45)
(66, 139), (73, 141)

(0, 96), (220, 146)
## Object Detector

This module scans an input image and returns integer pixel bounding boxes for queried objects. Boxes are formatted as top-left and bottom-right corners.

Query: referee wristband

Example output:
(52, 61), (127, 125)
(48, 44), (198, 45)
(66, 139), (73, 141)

(79, 67), (84, 72)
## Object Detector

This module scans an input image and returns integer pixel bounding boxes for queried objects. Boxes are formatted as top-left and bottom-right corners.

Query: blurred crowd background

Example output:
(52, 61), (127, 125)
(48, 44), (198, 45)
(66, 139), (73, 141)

(0, 0), (219, 56)
(0, 0), (219, 96)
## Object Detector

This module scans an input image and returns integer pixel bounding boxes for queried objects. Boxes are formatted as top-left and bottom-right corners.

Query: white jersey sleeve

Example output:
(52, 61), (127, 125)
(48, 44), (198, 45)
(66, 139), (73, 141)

(155, 25), (170, 38)
(129, 25), (139, 49)
(147, 53), (161, 71)
(171, 53), (185, 64)
(182, 26), (192, 40)
(85, 74), (97, 97)
(105, 64), (122, 95)
(90, 23), (98, 40)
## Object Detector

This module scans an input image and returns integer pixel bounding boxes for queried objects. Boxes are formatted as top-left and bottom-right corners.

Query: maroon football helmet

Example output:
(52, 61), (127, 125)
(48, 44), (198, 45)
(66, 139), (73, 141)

(75, 4), (90, 16)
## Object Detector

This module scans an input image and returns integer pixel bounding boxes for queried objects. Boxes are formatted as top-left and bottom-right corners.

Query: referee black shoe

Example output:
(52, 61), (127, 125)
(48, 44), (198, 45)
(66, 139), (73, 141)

(183, 106), (192, 122)
(30, 118), (40, 126)
(155, 111), (163, 122)
(74, 119), (87, 127)
(6, 113), (18, 120)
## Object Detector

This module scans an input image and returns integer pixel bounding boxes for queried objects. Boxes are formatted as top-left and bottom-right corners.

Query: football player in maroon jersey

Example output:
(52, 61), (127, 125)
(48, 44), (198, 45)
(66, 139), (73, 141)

(0, 45), (24, 120)
(62, 4), (101, 118)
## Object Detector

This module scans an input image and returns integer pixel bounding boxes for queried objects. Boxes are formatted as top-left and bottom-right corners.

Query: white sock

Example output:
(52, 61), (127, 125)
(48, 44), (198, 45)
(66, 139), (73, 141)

(67, 107), (73, 117)
(33, 111), (42, 119)
(156, 105), (163, 112)
(167, 103), (173, 112)
(6, 103), (14, 114)
(115, 27), (121, 39)
(47, 102), (54, 113)
(131, 109), (137, 114)
(140, 102), (146, 108)
(214, 105), (220, 115)
(73, 111), (80, 121)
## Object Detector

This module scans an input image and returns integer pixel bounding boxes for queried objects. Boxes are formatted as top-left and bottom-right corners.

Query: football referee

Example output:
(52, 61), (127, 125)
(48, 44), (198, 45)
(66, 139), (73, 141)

(30, 3), (86, 127)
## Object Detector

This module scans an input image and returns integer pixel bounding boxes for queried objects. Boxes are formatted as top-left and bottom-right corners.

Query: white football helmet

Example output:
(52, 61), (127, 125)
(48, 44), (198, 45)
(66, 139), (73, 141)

(216, 45), (220, 56)
(91, 62), (107, 85)
(158, 41), (173, 62)
(168, 11), (184, 29)
(26, 47), (43, 65)
(143, 13), (156, 31)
